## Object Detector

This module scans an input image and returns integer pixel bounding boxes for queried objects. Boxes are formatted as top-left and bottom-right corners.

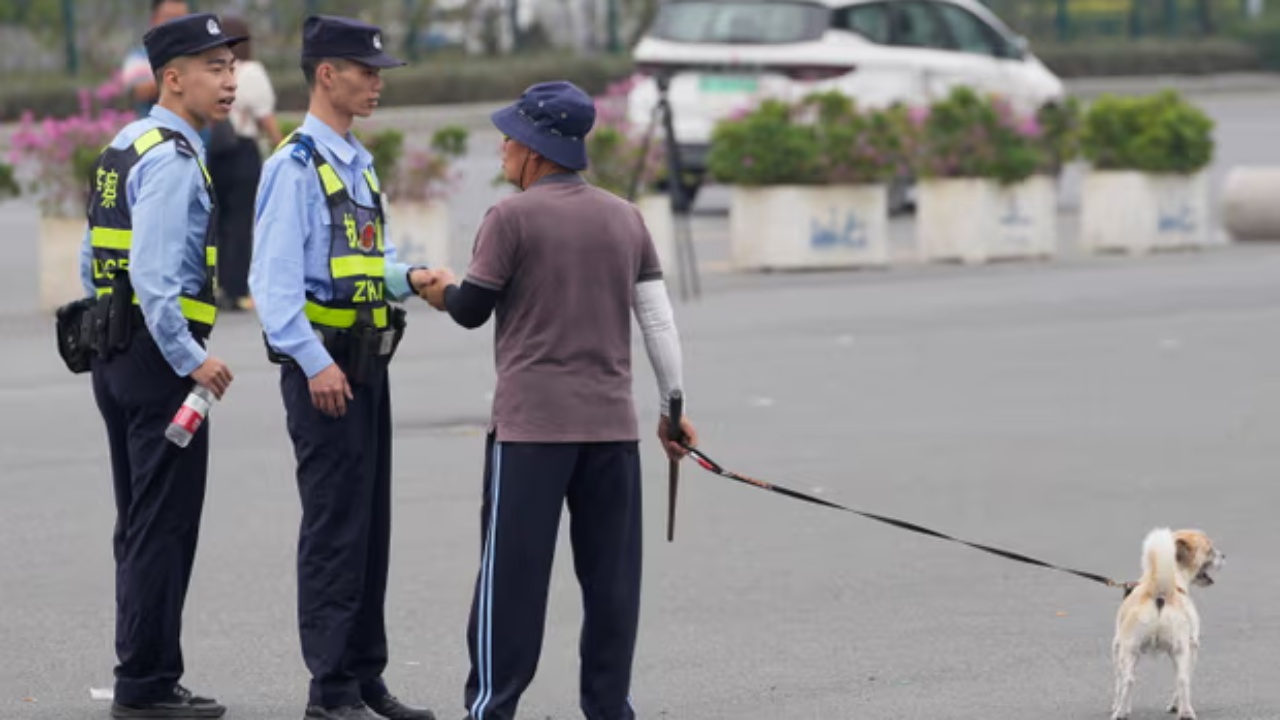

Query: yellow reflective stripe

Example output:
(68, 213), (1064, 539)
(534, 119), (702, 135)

(276, 131), (297, 153)
(206, 246), (217, 267)
(363, 169), (380, 193)
(196, 158), (211, 185)
(304, 302), (388, 329)
(93, 290), (216, 325)
(330, 255), (384, 278)
(317, 164), (345, 196)
(91, 227), (131, 250)
(133, 128), (165, 155)
(179, 297), (218, 326)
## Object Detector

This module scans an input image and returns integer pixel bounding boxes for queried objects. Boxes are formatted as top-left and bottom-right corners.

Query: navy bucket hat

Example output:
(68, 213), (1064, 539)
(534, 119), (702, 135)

(491, 81), (595, 171)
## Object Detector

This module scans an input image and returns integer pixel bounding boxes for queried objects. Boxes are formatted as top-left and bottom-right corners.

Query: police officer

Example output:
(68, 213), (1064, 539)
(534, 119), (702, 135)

(420, 81), (698, 720)
(249, 15), (435, 720)
(78, 12), (241, 720)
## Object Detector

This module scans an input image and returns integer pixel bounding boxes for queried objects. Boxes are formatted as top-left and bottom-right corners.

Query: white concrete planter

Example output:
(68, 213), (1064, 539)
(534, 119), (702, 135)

(40, 214), (85, 313)
(387, 200), (450, 269)
(917, 177), (1056, 264)
(1081, 171), (1210, 254)
(729, 184), (889, 271)
(635, 193), (676, 275)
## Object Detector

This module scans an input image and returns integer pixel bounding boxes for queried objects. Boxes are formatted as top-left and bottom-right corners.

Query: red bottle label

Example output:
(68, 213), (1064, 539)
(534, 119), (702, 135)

(173, 405), (204, 434)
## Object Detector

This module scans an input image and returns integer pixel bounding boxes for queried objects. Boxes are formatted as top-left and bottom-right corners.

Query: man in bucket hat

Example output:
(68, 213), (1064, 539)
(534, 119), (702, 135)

(419, 80), (698, 720)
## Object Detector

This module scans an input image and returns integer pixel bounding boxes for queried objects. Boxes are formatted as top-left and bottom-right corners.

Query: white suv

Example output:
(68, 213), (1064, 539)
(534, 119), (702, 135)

(626, 0), (1065, 196)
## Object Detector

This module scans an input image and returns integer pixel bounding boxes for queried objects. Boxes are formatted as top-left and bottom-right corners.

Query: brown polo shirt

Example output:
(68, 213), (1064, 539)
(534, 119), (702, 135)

(465, 173), (663, 443)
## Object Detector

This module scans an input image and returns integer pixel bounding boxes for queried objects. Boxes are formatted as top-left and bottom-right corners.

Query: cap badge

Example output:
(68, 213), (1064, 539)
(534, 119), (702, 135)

(207, 18), (221, 35)
(372, 32), (383, 50)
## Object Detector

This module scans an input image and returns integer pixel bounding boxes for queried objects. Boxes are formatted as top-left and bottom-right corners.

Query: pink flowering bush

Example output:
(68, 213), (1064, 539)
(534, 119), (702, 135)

(904, 87), (1045, 186)
(389, 125), (468, 204)
(8, 76), (135, 216)
(706, 91), (903, 186)
(585, 75), (666, 199)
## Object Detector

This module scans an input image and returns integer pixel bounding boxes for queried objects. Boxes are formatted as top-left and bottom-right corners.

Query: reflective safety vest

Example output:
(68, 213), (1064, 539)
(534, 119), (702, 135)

(87, 127), (218, 334)
(286, 132), (389, 330)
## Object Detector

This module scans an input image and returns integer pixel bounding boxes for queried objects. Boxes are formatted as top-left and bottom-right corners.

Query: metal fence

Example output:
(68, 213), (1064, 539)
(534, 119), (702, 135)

(979, 0), (1267, 43)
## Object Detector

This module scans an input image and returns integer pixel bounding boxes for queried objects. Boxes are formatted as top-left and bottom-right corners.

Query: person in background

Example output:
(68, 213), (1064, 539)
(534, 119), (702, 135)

(120, 0), (191, 117)
(207, 15), (281, 311)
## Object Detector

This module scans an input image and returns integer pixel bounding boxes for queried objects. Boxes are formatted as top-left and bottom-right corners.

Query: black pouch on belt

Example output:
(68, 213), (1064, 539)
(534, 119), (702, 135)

(54, 297), (97, 374)
(388, 306), (407, 359)
(106, 273), (134, 353)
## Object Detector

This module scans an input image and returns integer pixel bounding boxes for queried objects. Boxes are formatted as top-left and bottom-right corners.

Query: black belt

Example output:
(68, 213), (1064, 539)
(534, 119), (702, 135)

(266, 307), (406, 385)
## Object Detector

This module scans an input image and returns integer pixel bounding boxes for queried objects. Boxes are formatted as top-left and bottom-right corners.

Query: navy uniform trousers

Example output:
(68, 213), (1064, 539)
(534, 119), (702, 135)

(91, 331), (209, 706)
(465, 434), (643, 720)
(281, 357), (393, 709)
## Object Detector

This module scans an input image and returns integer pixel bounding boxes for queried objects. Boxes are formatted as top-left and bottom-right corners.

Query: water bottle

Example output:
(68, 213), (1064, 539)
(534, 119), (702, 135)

(166, 384), (215, 448)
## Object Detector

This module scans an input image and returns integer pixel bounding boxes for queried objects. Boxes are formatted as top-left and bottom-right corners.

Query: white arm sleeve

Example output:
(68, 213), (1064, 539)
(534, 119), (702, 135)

(634, 279), (684, 415)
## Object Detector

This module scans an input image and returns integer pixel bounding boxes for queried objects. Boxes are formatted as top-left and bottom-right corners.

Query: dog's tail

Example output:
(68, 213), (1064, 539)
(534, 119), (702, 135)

(1142, 528), (1178, 611)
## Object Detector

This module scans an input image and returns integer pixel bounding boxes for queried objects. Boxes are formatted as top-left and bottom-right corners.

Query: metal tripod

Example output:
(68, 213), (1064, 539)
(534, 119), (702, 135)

(626, 73), (701, 302)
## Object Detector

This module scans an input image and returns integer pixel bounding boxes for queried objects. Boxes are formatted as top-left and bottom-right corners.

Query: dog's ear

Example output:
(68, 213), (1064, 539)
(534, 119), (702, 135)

(1176, 536), (1195, 567)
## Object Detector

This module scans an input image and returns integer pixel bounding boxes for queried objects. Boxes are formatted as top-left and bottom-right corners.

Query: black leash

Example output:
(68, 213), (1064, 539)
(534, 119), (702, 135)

(678, 443), (1130, 592)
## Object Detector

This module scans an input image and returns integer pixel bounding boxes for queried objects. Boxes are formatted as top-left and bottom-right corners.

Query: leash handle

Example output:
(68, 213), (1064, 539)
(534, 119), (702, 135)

(666, 390), (684, 543)
(667, 390), (684, 444)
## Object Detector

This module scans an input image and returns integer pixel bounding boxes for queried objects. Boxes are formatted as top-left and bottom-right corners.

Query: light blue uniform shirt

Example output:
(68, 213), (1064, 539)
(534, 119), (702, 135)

(250, 113), (414, 379)
(79, 106), (212, 378)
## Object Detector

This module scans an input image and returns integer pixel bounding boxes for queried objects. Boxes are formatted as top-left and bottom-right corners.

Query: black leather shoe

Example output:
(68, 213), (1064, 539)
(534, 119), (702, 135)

(365, 694), (436, 720)
(304, 704), (380, 720)
(111, 686), (226, 719)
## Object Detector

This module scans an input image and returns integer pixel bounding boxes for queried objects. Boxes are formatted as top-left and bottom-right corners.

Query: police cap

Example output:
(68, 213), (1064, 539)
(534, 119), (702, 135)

(144, 13), (247, 73)
(302, 15), (406, 68)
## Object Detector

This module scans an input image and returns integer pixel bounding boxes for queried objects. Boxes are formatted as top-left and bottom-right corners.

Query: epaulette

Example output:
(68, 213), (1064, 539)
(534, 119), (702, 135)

(290, 133), (316, 166)
(172, 134), (196, 158)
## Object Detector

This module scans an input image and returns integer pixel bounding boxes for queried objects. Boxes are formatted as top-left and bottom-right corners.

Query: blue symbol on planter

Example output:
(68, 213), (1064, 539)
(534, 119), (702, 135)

(1000, 194), (1032, 228)
(810, 208), (867, 249)
(1158, 200), (1195, 234)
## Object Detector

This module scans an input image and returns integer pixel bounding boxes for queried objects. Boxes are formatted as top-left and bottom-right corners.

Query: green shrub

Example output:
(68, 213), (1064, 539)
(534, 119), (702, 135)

(909, 87), (1045, 186)
(0, 162), (19, 199)
(706, 94), (903, 187)
(1080, 90), (1214, 174)
(1037, 97), (1083, 174)
(1229, 16), (1280, 70)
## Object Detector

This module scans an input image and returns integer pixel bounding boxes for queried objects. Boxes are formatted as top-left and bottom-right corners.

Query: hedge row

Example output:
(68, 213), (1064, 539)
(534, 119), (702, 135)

(0, 40), (1267, 123)
(1032, 38), (1262, 77)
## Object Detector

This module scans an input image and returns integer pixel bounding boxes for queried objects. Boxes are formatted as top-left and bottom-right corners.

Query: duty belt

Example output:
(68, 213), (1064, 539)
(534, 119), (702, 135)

(265, 306), (406, 385)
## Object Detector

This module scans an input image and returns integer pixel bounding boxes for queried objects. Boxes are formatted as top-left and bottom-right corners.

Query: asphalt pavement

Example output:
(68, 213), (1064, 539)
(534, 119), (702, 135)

(2, 84), (1280, 720)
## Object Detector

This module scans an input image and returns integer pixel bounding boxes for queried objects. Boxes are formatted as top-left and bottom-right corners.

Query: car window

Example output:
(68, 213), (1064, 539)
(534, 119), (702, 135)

(648, 1), (830, 44)
(889, 2), (954, 50)
(833, 4), (890, 44)
(933, 3), (1002, 57)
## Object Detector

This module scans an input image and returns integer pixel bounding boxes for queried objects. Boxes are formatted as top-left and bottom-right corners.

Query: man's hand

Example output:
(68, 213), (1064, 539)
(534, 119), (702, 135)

(658, 415), (697, 461)
(309, 363), (354, 418)
(408, 267), (435, 298)
(423, 267), (458, 311)
(190, 356), (234, 400)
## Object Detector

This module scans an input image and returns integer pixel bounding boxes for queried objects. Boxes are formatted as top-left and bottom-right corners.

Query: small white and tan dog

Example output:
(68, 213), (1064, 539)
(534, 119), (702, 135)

(1111, 528), (1225, 720)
